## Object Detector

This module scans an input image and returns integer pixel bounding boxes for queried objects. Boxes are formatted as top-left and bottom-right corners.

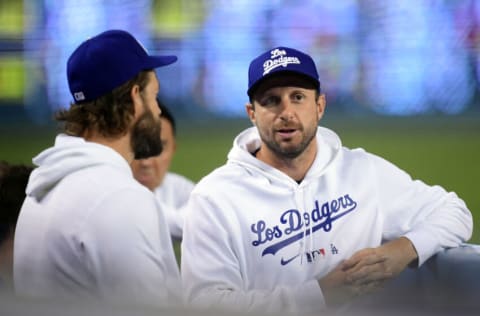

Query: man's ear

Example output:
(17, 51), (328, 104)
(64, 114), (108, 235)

(317, 94), (326, 121)
(130, 84), (143, 118)
(246, 102), (256, 125)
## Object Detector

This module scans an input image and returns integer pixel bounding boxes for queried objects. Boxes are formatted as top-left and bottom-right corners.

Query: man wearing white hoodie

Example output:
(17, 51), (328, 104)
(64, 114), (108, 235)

(14, 30), (181, 307)
(181, 47), (473, 315)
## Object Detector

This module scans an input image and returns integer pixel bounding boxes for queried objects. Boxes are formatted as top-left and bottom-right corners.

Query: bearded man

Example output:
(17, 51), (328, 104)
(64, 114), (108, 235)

(14, 30), (181, 308)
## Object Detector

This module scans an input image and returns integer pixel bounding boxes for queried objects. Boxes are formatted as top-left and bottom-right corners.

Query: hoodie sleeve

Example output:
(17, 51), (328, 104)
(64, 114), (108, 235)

(82, 187), (181, 306)
(181, 193), (326, 315)
(368, 153), (473, 266)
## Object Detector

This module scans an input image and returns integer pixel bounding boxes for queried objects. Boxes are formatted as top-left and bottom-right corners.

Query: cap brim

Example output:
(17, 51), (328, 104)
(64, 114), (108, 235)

(248, 71), (319, 98)
(145, 55), (178, 69)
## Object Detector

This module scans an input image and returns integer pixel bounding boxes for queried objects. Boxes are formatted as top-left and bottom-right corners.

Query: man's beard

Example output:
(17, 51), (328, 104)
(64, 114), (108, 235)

(263, 126), (317, 159)
(131, 110), (163, 160)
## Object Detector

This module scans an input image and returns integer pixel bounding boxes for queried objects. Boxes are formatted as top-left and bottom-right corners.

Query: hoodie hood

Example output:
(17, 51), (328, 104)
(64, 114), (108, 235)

(27, 134), (131, 201)
(226, 126), (343, 265)
(227, 126), (342, 187)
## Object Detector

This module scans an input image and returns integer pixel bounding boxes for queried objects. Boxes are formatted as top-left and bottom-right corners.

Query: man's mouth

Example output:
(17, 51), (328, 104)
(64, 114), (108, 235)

(277, 128), (297, 138)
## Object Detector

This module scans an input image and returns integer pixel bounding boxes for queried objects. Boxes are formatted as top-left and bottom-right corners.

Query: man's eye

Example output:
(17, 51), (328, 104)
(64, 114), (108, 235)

(293, 93), (305, 102)
(260, 96), (278, 106)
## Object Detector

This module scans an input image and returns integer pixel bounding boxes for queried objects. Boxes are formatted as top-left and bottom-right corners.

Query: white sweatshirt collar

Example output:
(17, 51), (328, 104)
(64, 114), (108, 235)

(227, 126), (342, 187)
(27, 134), (132, 201)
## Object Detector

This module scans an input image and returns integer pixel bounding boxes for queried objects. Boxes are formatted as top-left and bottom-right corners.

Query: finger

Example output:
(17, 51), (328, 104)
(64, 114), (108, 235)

(341, 249), (376, 270)
(347, 262), (393, 285)
(351, 280), (385, 297)
(349, 269), (393, 286)
(344, 254), (388, 274)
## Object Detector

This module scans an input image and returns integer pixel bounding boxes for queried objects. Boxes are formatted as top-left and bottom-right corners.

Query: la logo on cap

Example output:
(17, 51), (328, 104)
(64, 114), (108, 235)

(263, 48), (301, 76)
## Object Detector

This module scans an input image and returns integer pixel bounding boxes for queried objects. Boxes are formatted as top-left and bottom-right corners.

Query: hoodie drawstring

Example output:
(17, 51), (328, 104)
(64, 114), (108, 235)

(294, 184), (316, 265)
(294, 186), (310, 265)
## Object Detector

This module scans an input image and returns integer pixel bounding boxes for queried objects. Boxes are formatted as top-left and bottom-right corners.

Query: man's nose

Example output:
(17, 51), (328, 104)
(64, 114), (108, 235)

(279, 98), (295, 120)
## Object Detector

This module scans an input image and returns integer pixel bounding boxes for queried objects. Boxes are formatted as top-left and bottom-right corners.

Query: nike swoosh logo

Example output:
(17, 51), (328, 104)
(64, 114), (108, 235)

(280, 254), (300, 266)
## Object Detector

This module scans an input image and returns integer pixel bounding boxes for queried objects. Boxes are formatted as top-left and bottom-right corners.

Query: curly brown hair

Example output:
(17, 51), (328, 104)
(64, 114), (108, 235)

(55, 71), (151, 138)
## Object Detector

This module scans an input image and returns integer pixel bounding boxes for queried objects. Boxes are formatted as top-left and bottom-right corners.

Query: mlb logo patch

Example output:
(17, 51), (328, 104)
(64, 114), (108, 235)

(74, 91), (85, 101)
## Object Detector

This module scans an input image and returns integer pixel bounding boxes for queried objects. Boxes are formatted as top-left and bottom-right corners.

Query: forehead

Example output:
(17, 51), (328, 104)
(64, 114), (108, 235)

(252, 73), (317, 98)
(160, 116), (173, 130)
(160, 117), (174, 137)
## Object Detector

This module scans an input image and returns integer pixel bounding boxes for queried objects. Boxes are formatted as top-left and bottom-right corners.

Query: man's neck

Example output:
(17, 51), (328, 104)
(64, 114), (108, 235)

(255, 144), (317, 182)
(83, 130), (134, 164)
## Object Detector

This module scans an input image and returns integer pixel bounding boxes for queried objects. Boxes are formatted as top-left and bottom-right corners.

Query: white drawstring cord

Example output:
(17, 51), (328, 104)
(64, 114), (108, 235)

(294, 186), (307, 265)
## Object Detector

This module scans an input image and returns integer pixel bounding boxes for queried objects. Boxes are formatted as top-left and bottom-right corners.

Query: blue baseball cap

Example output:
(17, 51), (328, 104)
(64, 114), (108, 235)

(247, 46), (320, 97)
(67, 29), (177, 103)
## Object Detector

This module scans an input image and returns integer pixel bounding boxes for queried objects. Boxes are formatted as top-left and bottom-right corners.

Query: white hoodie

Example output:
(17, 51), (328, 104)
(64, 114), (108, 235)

(14, 134), (181, 307)
(154, 172), (195, 239)
(181, 126), (473, 315)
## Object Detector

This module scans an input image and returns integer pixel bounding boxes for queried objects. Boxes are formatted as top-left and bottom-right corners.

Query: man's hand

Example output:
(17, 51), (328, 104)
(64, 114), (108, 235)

(319, 237), (418, 307)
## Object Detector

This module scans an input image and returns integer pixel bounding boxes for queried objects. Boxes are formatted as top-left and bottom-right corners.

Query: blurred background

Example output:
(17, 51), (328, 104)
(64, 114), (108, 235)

(0, 0), (479, 242)
(1, 0), (480, 118)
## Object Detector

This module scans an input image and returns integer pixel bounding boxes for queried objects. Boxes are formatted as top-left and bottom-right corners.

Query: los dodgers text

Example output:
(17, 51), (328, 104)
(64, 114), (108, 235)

(251, 194), (357, 247)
